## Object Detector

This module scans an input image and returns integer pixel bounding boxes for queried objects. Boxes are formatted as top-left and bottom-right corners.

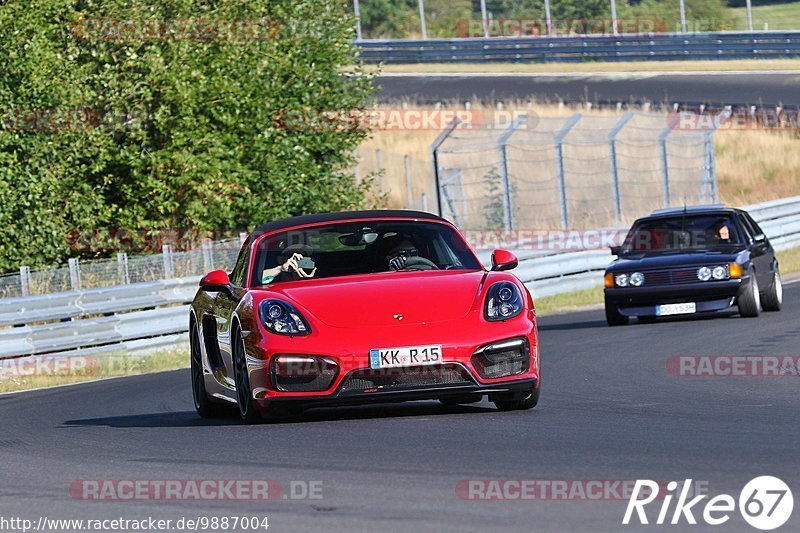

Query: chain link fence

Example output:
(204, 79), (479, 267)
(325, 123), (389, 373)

(432, 112), (717, 230)
(0, 237), (242, 299)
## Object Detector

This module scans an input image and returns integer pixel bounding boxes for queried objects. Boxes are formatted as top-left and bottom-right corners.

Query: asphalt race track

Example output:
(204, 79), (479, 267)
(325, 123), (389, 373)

(375, 71), (800, 107)
(2, 283), (799, 532)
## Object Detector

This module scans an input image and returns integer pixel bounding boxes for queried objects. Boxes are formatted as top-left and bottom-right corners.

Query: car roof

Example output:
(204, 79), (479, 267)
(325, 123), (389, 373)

(252, 209), (447, 237)
(645, 204), (742, 219)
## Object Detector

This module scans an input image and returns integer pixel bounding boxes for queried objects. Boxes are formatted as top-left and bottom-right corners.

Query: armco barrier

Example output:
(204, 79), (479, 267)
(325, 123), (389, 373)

(357, 31), (800, 63)
(1, 196), (799, 359)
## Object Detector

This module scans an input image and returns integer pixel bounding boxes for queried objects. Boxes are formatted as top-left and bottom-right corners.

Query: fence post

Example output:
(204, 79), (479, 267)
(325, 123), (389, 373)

(404, 155), (414, 209)
(608, 111), (635, 222)
(421, 192), (428, 212)
(68, 258), (81, 291)
(497, 115), (529, 231)
(162, 244), (175, 280)
(554, 114), (583, 229)
(703, 131), (719, 203)
(201, 238), (214, 272)
(375, 148), (387, 194)
(117, 252), (130, 285)
(430, 117), (461, 218)
(19, 266), (31, 297)
(659, 121), (676, 207)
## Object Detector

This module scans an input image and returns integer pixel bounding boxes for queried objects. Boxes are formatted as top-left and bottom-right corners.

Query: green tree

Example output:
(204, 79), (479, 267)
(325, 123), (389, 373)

(0, 0), (376, 272)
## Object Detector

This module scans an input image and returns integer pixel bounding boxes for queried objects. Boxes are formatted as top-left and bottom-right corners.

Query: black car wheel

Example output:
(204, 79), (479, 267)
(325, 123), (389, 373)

(492, 386), (539, 411)
(738, 272), (761, 318)
(191, 324), (226, 418)
(605, 299), (629, 326)
(233, 327), (261, 424)
(761, 269), (783, 312)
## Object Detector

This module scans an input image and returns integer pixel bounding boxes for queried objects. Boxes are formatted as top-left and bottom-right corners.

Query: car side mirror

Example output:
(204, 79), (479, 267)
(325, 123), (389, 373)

(610, 246), (622, 256)
(491, 249), (518, 271)
(753, 233), (767, 245)
(199, 270), (231, 292)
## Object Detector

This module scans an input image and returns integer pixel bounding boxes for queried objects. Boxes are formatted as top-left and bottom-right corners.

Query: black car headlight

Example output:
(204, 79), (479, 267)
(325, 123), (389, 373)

(260, 299), (311, 336)
(485, 281), (524, 321)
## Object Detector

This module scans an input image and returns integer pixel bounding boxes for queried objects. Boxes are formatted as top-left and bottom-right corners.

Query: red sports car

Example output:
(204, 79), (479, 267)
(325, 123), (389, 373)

(190, 210), (540, 423)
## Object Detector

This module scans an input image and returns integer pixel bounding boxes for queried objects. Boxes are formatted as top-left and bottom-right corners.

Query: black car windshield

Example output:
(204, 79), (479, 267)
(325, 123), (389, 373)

(251, 220), (481, 285)
(622, 214), (744, 254)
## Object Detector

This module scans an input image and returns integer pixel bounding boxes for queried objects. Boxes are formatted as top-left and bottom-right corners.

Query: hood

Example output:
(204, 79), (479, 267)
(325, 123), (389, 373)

(263, 270), (487, 328)
(611, 250), (744, 271)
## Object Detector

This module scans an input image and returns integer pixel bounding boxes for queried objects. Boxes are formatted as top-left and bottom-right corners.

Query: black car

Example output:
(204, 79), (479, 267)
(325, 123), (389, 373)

(604, 205), (782, 326)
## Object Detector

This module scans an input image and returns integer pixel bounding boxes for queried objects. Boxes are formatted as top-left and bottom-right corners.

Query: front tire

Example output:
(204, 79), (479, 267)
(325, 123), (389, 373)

(761, 268), (783, 312)
(232, 326), (261, 424)
(738, 272), (761, 318)
(605, 299), (629, 326)
(493, 386), (539, 411)
(191, 323), (227, 418)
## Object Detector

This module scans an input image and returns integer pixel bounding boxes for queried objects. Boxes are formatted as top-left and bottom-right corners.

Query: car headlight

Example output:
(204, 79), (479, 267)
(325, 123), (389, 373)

(260, 299), (311, 336)
(697, 266), (712, 282)
(615, 273), (629, 287)
(629, 272), (645, 287)
(712, 265), (728, 280)
(485, 281), (523, 321)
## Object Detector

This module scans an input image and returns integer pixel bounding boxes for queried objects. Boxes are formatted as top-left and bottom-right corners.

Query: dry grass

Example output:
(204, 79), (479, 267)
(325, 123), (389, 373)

(359, 102), (800, 212)
(372, 58), (800, 74)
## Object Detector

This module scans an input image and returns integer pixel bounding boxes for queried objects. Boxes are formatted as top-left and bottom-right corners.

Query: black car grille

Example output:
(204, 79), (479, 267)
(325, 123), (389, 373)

(340, 364), (473, 393)
(642, 267), (702, 286)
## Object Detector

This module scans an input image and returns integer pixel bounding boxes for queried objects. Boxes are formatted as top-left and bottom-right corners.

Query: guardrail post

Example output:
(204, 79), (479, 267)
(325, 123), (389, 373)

(497, 115), (528, 230)
(421, 192), (428, 212)
(659, 122), (676, 207)
(202, 238), (215, 272)
(404, 155), (414, 209)
(554, 114), (583, 229)
(19, 266), (31, 297)
(702, 131), (719, 204)
(162, 244), (175, 280)
(430, 117), (461, 217)
(117, 253), (130, 285)
(608, 111), (635, 222)
(68, 258), (81, 291)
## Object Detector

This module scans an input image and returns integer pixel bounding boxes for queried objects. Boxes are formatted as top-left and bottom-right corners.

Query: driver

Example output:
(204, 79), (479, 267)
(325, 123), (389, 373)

(386, 237), (420, 271)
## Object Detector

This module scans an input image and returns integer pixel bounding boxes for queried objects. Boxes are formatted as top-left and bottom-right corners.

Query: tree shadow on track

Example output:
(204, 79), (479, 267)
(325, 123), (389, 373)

(62, 402), (499, 427)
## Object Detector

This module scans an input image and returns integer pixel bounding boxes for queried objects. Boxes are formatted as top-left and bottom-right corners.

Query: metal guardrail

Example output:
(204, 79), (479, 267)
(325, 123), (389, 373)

(357, 31), (800, 63)
(1, 196), (798, 360)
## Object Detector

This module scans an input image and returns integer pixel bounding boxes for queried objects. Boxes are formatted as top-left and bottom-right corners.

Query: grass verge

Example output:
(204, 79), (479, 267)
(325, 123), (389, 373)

(0, 348), (188, 394)
(372, 58), (800, 75)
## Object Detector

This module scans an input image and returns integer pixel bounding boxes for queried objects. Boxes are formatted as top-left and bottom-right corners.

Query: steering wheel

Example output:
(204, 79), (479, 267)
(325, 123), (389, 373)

(400, 257), (439, 271)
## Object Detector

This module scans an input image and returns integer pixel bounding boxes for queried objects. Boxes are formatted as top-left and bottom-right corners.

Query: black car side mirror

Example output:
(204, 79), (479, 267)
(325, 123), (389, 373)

(610, 246), (622, 256)
(753, 233), (767, 245)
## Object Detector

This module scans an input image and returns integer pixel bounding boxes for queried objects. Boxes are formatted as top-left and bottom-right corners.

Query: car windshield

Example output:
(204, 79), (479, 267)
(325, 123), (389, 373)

(622, 214), (744, 254)
(251, 220), (481, 285)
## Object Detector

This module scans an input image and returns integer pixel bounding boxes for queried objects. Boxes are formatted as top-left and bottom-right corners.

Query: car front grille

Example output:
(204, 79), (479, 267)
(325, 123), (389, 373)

(643, 267), (703, 286)
(340, 364), (473, 393)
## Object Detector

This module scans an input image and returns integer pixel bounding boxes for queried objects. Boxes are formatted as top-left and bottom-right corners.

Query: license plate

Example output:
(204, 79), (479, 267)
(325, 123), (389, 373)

(369, 345), (442, 369)
(656, 302), (696, 316)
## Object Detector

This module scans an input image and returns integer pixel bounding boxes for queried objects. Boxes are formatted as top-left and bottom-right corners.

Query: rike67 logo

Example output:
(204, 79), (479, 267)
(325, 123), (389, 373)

(624, 477), (793, 530)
